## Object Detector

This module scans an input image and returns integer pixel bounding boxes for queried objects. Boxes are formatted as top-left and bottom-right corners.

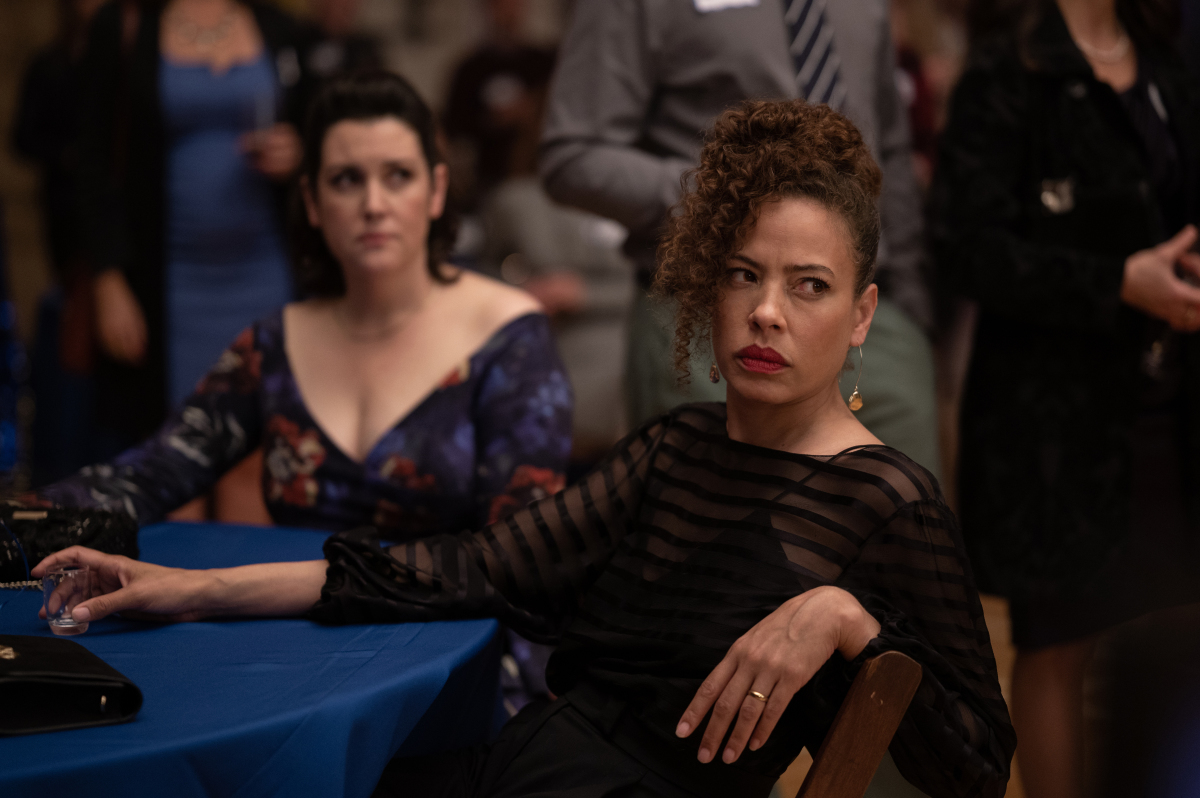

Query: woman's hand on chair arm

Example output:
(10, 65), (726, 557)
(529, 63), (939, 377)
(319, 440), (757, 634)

(675, 585), (881, 765)
(32, 546), (327, 623)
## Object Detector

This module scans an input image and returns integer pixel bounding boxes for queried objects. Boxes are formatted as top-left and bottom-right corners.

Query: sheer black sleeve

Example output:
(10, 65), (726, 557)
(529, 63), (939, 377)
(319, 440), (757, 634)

(838, 487), (1016, 798)
(308, 418), (666, 643)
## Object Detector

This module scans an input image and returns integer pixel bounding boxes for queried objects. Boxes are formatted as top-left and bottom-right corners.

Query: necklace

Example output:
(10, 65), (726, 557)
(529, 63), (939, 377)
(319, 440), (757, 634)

(333, 305), (417, 342)
(167, 3), (238, 50)
(1074, 28), (1131, 64)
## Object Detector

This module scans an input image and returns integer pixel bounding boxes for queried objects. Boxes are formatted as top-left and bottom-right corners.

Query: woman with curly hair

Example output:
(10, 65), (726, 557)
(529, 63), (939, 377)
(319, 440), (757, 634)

(35, 99), (1014, 798)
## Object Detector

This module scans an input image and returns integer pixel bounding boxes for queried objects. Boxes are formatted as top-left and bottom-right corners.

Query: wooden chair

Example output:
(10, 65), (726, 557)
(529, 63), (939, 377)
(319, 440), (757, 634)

(795, 651), (923, 798)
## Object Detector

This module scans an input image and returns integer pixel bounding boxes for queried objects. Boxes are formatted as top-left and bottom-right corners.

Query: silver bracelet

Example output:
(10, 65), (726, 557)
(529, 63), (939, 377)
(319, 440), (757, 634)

(0, 580), (39, 590)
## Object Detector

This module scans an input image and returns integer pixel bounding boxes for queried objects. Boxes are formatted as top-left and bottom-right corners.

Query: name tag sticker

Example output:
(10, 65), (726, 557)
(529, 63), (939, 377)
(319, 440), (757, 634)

(694, 0), (760, 12)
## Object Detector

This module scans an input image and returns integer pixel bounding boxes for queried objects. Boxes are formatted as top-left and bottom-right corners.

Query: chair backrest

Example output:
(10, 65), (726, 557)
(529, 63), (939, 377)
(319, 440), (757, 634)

(794, 651), (923, 798)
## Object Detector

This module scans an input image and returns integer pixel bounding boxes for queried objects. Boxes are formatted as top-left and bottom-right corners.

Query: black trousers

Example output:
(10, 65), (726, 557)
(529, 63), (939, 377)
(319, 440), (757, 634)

(373, 691), (775, 798)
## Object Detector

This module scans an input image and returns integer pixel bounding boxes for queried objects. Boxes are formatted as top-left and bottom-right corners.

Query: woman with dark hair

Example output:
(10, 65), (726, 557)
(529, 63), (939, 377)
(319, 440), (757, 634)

(932, 0), (1200, 795)
(36, 100), (1014, 798)
(79, 0), (315, 459)
(38, 70), (572, 553)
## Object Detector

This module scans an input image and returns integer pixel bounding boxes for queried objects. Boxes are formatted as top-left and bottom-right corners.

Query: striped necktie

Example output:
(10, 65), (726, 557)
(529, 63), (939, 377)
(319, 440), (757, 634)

(785, 0), (847, 109)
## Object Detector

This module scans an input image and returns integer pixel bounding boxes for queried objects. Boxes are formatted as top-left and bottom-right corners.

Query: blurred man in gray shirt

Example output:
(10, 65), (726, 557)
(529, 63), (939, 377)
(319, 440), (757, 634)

(539, 0), (940, 481)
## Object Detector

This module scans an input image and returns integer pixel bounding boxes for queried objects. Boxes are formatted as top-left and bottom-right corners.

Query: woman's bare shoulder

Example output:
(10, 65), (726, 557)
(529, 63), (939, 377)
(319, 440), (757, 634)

(832, 436), (942, 508)
(443, 269), (544, 332)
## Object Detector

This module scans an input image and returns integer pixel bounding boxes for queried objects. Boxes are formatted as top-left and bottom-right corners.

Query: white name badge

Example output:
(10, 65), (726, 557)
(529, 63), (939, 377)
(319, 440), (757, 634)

(694, 0), (760, 12)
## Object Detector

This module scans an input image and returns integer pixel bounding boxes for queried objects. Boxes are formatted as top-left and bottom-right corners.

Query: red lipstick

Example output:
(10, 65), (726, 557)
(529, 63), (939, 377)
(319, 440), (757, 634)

(735, 345), (787, 374)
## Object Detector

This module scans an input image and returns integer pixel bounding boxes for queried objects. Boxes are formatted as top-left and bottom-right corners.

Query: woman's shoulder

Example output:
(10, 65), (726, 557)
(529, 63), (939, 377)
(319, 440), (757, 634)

(663, 404), (945, 508)
(443, 270), (547, 346)
(452, 269), (543, 322)
(826, 445), (947, 510)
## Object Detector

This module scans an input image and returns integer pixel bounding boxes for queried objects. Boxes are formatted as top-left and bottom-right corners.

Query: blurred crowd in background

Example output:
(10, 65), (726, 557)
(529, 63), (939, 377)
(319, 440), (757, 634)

(0, 0), (974, 495)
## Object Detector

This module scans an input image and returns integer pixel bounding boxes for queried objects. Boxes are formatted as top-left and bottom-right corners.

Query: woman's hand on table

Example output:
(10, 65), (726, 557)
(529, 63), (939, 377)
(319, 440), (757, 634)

(32, 547), (329, 623)
(675, 585), (881, 765)
(33, 546), (215, 623)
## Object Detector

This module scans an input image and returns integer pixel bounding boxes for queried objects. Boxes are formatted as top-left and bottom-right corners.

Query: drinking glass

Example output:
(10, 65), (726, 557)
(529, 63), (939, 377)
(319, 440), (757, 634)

(42, 565), (91, 635)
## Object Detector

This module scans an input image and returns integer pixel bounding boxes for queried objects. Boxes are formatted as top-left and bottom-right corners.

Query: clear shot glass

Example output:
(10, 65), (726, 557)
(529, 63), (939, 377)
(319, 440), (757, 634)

(42, 565), (91, 635)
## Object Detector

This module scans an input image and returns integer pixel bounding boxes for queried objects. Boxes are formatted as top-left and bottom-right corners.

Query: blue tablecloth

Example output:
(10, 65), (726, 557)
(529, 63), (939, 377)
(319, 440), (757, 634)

(0, 523), (500, 797)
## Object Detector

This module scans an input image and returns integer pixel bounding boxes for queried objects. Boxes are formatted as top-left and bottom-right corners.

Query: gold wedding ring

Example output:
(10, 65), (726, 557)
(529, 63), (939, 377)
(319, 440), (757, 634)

(748, 690), (769, 704)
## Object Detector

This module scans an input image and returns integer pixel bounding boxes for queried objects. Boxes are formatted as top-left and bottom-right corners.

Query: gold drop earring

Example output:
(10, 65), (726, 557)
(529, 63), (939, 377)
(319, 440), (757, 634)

(848, 346), (864, 411)
(709, 362), (720, 384)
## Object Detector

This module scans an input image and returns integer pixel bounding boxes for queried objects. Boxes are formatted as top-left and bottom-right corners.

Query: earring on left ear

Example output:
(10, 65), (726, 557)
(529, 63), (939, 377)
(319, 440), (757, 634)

(848, 346), (864, 411)
(709, 362), (720, 384)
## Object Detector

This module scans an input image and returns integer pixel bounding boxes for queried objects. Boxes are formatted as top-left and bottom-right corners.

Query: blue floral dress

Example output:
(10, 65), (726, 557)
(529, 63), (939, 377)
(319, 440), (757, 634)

(39, 310), (574, 538)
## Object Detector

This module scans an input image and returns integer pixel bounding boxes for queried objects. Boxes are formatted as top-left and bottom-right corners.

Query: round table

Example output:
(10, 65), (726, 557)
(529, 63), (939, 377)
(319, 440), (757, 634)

(0, 522), (500, 797)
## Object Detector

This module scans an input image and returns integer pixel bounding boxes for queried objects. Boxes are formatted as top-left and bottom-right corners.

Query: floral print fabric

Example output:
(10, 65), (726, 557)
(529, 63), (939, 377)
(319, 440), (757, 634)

(40, 311), (574, 540)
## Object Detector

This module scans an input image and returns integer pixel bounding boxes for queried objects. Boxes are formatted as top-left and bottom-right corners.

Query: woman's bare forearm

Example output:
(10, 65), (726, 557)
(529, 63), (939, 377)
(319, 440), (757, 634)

(205, 560), (329, 617)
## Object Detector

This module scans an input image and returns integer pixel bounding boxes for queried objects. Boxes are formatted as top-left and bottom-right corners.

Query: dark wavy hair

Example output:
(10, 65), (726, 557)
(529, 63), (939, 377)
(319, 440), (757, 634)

(290, 71), (459, 297)
(654, 100), (882, 380)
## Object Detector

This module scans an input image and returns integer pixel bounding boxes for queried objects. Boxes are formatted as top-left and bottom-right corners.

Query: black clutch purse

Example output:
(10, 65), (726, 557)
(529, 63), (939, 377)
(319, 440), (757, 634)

(0, 507), (139, 586)
(0, 634), (144, 735)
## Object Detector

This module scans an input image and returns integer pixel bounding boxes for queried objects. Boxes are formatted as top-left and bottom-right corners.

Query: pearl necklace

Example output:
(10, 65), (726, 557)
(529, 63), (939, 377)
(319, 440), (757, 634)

(1075, 29), (1131, 64)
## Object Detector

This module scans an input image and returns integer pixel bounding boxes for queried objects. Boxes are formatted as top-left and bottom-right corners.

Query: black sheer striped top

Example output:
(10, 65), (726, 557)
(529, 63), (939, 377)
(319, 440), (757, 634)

(309, 404), (1015, 797)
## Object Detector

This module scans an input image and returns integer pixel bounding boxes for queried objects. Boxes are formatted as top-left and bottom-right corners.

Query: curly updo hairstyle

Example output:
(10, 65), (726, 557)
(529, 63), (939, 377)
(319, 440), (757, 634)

(654, 100), (882, 380)
(290, 71), (459, 297)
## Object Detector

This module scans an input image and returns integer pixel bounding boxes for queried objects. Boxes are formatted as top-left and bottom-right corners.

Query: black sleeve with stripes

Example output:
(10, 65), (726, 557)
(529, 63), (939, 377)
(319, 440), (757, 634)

(838, 497), (1017, 798)
(307, 419), (665, 643)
